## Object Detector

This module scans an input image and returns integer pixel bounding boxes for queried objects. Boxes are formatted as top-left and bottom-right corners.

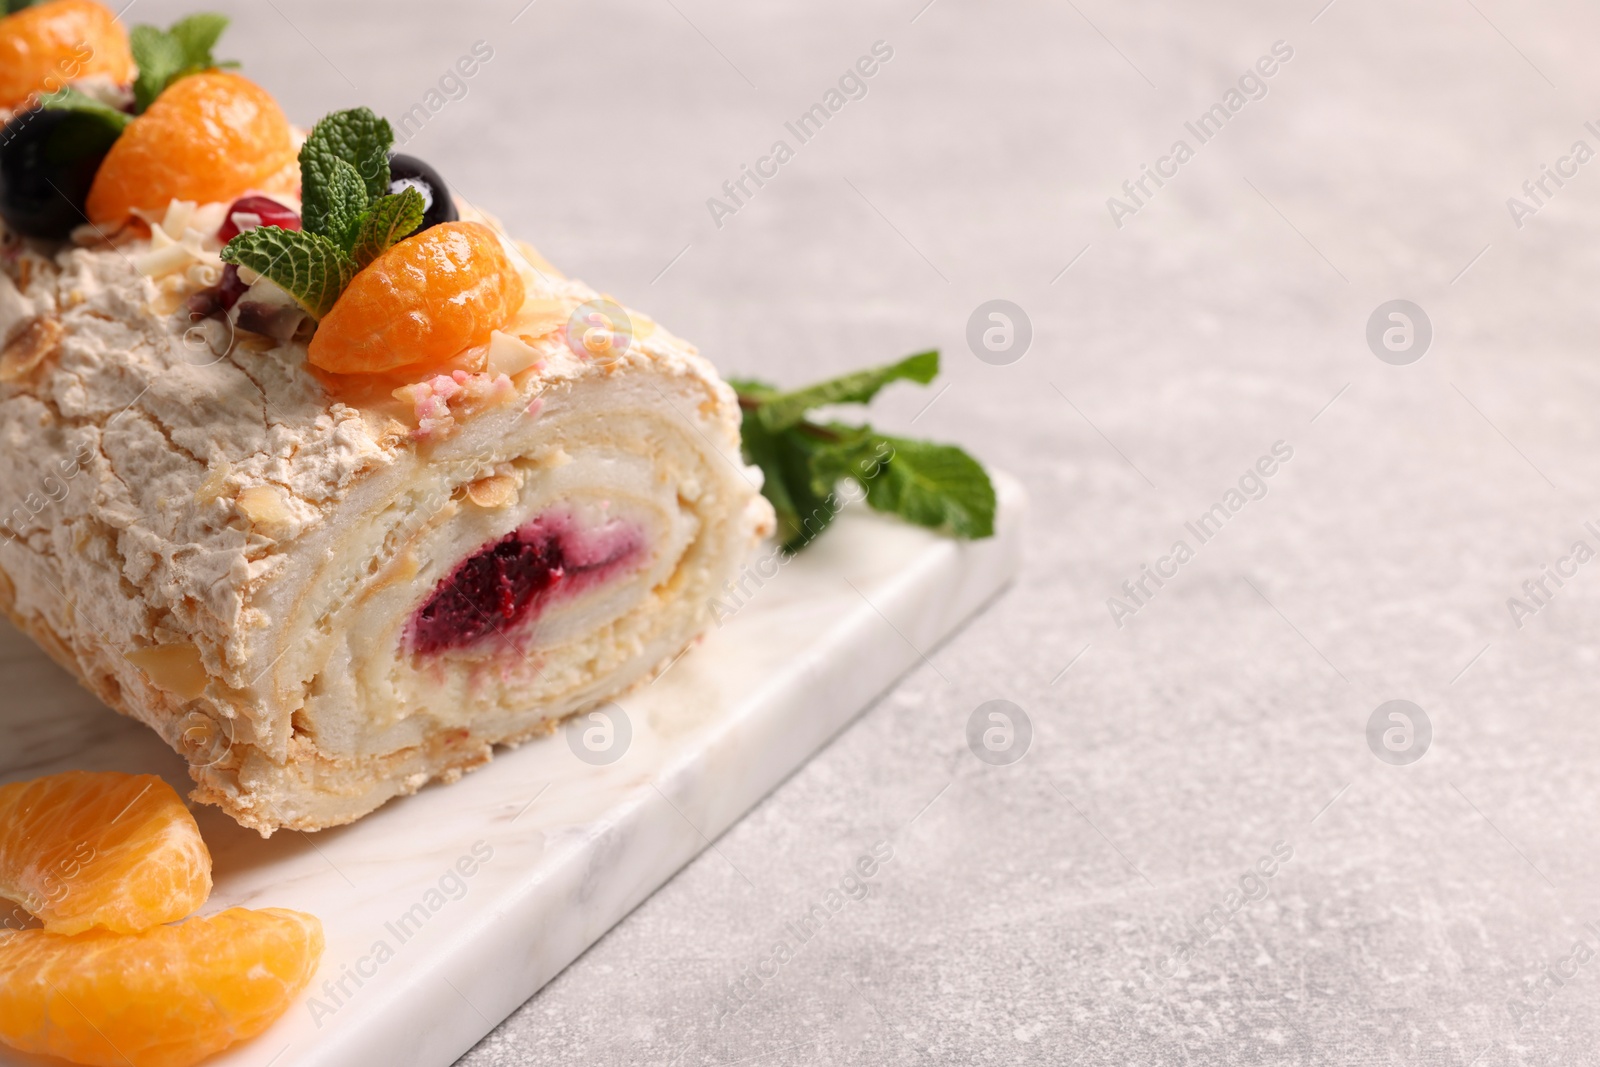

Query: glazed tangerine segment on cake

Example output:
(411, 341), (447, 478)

(0, 0), (136, 112)
(0, 907), (324, 1067)
(86, 71), (295, 226)
(308, 220), (526, 375)
(0, 771), (210, 936)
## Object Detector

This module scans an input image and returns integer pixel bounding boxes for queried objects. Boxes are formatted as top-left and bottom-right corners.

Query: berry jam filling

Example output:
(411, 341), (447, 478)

(408, 515), (641, 655)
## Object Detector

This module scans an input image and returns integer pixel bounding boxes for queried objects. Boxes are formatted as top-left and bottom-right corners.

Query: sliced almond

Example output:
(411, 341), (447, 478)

(465, 473), (520, 509)
(126, 643), (209, 700)
(236, 485), (292, 530)
(0, 317), (63, 383)
(507, 297), (576, 340)
(195, 460), (233, 505)
(486, 330), (540, 376)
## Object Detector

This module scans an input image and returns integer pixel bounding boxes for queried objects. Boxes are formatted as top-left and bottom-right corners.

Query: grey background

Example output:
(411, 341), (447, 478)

(132, 0), (1600, 1062)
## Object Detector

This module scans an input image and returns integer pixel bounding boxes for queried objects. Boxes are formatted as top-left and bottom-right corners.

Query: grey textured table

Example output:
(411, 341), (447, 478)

(131, 0), (1600, 1062)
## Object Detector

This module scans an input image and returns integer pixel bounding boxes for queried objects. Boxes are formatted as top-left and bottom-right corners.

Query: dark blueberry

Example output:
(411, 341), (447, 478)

(386, 153), (458, 238)
(0, 108), (122, 240)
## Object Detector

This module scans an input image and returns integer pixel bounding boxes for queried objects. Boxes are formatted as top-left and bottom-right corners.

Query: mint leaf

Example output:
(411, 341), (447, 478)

(349, 189), (425, 269)
(300, 108), (392, 204)
(728, 378), (778, 402)
(835, 432), (996, 539)
(754, 350), (938, 433)
(127, 14), (233, 112)
(741, 420), (842, 552)
(130, 24), (185, 112)
(301, 156), (369, 253)
(734, 350), (995, 551)
(168, 13), (228, 67)
(3, 0), (42, 12)
(804, 423), (881, 491)
(220, 227), (354, 320)
(38, 86), (131, 132)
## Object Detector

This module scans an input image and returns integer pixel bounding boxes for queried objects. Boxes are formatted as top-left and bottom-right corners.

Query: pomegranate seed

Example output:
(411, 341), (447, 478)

(217, 196), (301, 242)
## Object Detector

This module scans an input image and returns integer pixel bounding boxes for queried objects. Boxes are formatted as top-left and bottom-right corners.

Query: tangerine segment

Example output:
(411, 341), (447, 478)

(309, 221), (526, 375)
(0, 907), (323, 1067)
(0, 0), (136, 113)
(0, 771), (210, 936)
(85, 71), (295, 226)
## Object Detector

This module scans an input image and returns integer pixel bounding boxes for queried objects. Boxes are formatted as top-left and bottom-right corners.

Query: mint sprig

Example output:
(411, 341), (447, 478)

(127, 14), (237, 113)
(733, 352), (996, 551)
(300, 108), (392, 202)
(219, 227), (353, 319)
(221, 108), (418, 322)
(350, 190), (426, 269)
(754, 349), (937, 432)
(166, 14), (230, 71)
(303, 156), (370, 253)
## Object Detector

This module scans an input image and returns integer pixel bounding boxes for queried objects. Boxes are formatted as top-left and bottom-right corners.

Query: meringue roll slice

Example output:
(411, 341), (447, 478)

(0, 209), (773, 834)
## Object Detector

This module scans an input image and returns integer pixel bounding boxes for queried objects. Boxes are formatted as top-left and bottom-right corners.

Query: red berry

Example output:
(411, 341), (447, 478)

(214, 264), (250, 311)
(217, 196), (301, 242)
(185, 264), (250, 319)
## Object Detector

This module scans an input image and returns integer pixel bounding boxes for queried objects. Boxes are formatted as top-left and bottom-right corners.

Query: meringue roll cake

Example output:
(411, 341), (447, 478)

(0, 101), (773, 831)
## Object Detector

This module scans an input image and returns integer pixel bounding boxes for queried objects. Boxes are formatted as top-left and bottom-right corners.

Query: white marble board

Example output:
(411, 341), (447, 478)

(0, 474), (1024, 1067)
